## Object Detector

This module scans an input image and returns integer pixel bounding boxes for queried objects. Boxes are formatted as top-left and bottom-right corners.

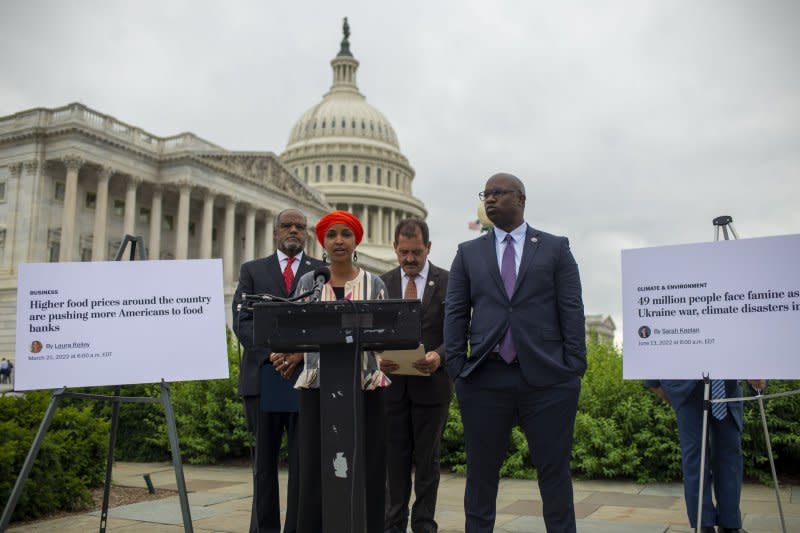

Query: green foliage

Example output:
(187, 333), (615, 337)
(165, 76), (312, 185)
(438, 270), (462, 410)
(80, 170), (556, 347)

(439, 340), (800, 483)
(742, 380), (800, 483)
(99, 328), (252, 464)
(0, 390), (109, 521)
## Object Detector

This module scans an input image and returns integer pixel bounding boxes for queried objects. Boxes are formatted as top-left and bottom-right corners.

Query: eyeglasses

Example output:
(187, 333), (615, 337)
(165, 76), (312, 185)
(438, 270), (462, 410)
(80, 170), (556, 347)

(279, 222), (307, 231)
(478, 188), (519, 201)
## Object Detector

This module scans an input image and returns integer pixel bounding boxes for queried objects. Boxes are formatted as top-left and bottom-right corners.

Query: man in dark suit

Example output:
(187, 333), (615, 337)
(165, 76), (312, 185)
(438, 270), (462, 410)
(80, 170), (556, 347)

(380, 219), (452, 533)
(645, 379), (765, 533)
(232, 208), (325, 533)
(444, 173), (586, 533)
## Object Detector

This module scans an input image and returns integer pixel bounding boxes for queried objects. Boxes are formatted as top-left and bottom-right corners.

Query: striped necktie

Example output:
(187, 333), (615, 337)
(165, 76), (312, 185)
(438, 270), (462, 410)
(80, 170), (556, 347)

(711, 379), (727, 420)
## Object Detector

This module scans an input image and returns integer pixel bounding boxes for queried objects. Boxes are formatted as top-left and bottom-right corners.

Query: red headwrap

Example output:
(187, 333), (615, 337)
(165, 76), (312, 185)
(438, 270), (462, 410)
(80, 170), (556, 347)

(315, 210), (364, 246)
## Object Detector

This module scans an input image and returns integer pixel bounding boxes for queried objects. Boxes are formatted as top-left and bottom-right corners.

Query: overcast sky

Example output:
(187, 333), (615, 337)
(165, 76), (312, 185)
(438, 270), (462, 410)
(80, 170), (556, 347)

(2, 0), (798, 342)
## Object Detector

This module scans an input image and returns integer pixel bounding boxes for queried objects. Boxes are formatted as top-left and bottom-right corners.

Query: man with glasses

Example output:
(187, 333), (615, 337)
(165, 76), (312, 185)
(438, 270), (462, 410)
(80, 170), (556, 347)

(445, 173), (586, 533)
(233, 208), (325, 533)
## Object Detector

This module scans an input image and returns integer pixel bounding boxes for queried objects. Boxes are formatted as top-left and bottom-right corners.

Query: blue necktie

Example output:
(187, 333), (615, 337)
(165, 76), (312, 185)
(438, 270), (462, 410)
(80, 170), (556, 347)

(711, 379), (727, 420)
(498, 234), (516, 364)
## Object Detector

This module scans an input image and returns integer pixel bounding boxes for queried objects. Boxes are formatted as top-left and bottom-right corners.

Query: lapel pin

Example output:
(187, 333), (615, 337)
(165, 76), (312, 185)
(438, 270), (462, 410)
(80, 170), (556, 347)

(305, 260), (311, 265)
(531, 237), (538, 243)
(428, 280), (435, 286)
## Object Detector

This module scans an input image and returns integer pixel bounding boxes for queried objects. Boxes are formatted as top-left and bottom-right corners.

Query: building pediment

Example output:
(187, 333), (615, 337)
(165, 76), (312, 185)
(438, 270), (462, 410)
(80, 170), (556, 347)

(193, 152), (328, 210)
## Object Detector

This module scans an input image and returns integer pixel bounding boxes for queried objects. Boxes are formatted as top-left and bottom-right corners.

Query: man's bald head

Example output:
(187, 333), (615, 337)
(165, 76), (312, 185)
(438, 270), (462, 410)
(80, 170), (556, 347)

(483, 173), (526, 231)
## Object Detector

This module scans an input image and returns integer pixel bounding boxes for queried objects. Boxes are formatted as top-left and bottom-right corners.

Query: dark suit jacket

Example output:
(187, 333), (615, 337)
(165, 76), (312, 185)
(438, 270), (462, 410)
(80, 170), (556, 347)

(232, 252), (325, 401)
(644, 379), (744, 431)
(381, 263), (452, 405)
(444, 225), (586, 387)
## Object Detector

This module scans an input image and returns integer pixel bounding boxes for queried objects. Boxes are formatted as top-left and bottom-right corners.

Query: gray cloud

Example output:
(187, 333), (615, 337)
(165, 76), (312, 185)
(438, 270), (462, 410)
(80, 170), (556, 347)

(2, 0), (798, 342)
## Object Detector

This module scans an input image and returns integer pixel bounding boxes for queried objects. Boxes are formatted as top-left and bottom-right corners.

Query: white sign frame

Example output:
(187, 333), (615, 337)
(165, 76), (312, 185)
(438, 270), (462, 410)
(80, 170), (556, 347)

(622, 234), (800, 379)
(15, 259), (229, 390)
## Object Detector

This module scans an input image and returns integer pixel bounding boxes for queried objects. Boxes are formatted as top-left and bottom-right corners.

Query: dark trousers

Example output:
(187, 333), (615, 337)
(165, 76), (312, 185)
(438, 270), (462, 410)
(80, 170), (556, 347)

(245, 396), (299, 533)
(455, 360), (580, 533)
(297, 388), (386, 533)
(674, 387), (743, 529)
(384, 390), (449, 533)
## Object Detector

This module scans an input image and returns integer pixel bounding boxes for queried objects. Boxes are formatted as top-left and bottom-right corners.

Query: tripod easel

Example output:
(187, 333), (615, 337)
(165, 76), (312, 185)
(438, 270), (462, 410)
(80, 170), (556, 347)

(694, 216), (788, 533)
(0, 235), (193, 533)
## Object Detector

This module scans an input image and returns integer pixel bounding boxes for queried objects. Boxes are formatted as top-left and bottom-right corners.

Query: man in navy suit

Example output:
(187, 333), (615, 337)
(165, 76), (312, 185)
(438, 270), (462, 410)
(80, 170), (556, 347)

(380, 218), (452, 533)
(233, 208), (325, 533)
(645, 379), (765, 533)
(444, 173), (586, 533)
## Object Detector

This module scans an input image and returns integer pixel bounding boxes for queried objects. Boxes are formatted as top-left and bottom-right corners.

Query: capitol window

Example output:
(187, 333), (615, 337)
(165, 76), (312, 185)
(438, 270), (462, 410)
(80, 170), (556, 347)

(0, 181), (5, 202)
(365, 166), (371, 183)
(340, 165), (346, 181)
(377, 168), (382, 185)
(164, 214), (174, 231)
(54, 181), (66, 201)
(85, 192), (97, 209)
(315, 165), (321, 182)
(353, 165), (359, 181)
(112, 199), (125, 217)
(327, 165), (333, 181)
(139, 207), (150, 224)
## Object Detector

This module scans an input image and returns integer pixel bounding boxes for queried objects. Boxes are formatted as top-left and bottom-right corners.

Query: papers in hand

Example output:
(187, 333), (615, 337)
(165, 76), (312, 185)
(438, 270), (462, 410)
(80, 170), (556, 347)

(381, 344), (430, 376)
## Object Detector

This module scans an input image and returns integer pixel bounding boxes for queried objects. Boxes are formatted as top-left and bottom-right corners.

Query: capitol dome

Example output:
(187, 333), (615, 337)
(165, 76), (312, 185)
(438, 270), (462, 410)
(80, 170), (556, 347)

(281, 19), (427, 262)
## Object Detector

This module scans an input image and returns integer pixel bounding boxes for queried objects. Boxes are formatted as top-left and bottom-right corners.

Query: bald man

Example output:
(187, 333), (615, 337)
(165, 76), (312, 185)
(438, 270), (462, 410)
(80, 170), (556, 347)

(444, 173), (586, 533)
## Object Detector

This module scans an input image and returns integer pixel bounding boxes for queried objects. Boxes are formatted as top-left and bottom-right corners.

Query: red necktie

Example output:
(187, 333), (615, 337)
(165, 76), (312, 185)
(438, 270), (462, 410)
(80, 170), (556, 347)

(283, 256), (295, 294)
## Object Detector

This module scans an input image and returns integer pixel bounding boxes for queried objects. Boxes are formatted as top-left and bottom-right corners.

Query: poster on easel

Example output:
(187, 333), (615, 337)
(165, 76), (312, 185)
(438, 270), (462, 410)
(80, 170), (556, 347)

(622, 234), (800, 379)
(15, 259), (229, 390)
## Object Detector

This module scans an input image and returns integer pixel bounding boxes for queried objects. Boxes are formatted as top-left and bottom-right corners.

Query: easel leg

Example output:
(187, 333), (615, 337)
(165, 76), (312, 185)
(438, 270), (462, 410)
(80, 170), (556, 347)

(696, 378), (710, 533)
(99, 386), (121, 533)
(0, 389), (64, 531)
(757, 396), (786, 533)
(161, 381), (193, 533)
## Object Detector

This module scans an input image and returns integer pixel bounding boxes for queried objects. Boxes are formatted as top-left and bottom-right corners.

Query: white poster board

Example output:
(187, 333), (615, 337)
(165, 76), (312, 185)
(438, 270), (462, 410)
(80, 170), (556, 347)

(15, 259), (229, 390)
(622, 234), (800, 379)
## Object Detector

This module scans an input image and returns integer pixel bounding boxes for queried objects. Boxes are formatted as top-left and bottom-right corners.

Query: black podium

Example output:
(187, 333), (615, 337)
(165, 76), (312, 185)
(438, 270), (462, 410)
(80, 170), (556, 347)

(253, 299), (421, 533)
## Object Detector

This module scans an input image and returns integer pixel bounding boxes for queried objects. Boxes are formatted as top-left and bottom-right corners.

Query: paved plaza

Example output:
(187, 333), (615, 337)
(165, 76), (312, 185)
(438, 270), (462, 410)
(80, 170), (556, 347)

(6, 462), (798, 532)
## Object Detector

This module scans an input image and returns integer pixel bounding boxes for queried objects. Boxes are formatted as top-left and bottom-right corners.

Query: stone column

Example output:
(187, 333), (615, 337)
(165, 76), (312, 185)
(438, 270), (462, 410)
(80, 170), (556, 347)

(122, 176), (140, 236)
(149, 186), (163, 259)
(3, 163), (22, 269)
(389, 208), (396, 244)
(175, 180), (192, 260)
(361, 205), (370, 243)
(244, 205), (256, 262)
(200, 188), (215, 259)
(259, 211), (272, 257)
(262, 211), (274, 256)
(223, 196), (236, 286)
(59, 155), (84, 261)
(91, 167), (112, 261)
(375, 206), (384, 245)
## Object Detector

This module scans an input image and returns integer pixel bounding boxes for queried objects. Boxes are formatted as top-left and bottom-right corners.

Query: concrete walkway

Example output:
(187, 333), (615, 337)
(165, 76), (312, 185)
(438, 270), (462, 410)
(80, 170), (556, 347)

(7, 462), (798, 532)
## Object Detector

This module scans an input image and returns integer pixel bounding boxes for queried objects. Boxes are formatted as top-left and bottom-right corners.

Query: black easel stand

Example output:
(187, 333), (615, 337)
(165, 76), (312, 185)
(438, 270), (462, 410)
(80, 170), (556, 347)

(694, 216), (790, 533)
(0, 235), (193, 533)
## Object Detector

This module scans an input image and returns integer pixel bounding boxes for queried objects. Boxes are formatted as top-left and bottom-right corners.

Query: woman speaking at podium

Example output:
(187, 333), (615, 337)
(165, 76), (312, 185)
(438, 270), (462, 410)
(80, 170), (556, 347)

(291, 210), (390, 533)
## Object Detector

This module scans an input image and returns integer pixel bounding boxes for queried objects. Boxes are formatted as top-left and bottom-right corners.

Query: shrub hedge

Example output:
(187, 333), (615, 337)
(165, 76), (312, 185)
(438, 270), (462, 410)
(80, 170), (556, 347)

(0, 390), (109, 521)
(440, 339), (800, 482)
(3, 333), (798, 520)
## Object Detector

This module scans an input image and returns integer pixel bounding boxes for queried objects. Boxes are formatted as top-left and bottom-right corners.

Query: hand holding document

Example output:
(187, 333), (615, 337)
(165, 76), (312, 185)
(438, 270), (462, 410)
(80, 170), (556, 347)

(379, 344), (433, 376)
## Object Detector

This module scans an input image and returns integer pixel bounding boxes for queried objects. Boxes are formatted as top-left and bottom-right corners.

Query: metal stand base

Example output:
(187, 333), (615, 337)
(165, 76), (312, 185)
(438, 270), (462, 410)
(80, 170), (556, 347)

(692, 217), (787, 533)
(0, 235), (193, 532)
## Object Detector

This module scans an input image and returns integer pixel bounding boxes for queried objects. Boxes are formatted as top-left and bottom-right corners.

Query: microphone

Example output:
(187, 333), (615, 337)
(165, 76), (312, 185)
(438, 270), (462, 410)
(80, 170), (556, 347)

(310, 266), (331, 302)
